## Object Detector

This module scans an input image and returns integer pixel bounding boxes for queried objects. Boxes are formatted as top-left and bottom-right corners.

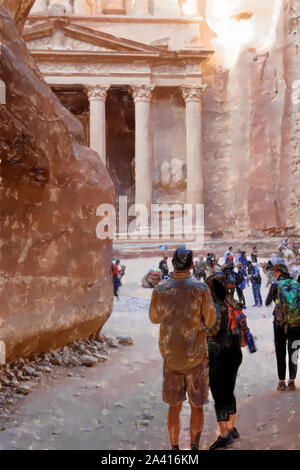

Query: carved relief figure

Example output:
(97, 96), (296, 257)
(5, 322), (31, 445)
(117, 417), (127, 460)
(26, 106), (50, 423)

(159, 158), (186, 191)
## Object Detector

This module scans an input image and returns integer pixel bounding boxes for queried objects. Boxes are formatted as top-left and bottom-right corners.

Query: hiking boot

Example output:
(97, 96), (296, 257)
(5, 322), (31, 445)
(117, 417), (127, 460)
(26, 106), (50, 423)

(209, 434), (233, 450)
(277, 381), (287, 391)
(287, 380), (296, 391)
(229, 427), (240, 440)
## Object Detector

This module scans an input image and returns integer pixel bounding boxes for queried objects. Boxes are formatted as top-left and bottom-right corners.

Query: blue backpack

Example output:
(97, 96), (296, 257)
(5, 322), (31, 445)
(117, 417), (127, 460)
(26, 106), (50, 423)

(278, 279), (300, 324)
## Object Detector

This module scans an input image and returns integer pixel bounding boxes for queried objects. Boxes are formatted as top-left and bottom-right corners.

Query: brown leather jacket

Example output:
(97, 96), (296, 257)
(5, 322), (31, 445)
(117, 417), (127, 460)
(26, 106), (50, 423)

(149, 272), (216, 374)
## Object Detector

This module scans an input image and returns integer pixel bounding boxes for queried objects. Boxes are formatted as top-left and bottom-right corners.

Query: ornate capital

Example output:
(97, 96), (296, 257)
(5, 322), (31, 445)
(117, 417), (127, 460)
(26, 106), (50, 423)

(181, 85), (206, 103)
(132, 84), (155, 103)
(87, 85), (108, 102)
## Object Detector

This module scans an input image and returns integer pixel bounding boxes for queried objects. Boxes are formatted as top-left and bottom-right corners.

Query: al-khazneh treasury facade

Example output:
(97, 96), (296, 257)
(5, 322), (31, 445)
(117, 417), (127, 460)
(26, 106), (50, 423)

(24, 0), (212, 230)
(24, 0), (300, 240)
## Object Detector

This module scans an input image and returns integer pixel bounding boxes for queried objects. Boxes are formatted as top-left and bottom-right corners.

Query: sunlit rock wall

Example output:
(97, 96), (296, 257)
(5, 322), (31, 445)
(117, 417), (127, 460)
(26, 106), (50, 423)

(282, 0), (300, 234)
(0, 2), (114, 362)
(203, 0), (300, 238)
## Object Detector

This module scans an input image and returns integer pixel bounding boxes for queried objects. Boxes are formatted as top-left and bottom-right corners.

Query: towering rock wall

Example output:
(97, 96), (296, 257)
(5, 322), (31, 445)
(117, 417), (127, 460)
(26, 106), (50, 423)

(202, 0), (300, 239)
(282, 0), (300, 233)
(2, 0), (35, 31)
(0, 2), (114, 363)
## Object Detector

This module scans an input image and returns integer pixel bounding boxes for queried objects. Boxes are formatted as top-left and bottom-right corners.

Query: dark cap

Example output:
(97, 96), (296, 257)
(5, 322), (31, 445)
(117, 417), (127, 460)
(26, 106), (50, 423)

(172, 247), (193, 271)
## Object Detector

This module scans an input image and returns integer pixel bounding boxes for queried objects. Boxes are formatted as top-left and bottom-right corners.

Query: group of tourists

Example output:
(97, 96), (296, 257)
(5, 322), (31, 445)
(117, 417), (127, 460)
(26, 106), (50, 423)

(148, 243), (300, 450)
(149, 247), (257, 451)
(157, 247), (262, 308)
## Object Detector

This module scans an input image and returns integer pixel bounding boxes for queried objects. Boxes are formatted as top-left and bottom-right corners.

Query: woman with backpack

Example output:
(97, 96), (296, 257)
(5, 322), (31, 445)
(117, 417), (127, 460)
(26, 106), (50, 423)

(205, 274), (256, 450)
(266, 263), (300, 391)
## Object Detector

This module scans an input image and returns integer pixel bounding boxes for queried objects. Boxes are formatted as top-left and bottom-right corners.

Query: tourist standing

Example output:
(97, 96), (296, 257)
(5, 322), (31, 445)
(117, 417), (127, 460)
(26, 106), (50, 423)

(112, 259), (121, 298)
(235, 262), (246, 308)
(239, 251), (248, 276)
(222, 262), (236, 301)
(251, 247), (258, 263)
(224, 247), (234, 264)
(248, 261), (263, 307)
(205, 273), (256, 450)
(266, 263), (300, 391)
(159, 256), (169, 279)
(193, 255), (207, 281)
(149, 248), (216, 451)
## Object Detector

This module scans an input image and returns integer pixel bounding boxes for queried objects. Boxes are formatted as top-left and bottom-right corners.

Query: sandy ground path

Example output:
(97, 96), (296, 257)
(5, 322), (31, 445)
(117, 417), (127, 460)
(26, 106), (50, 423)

(0, 257), (299, 450)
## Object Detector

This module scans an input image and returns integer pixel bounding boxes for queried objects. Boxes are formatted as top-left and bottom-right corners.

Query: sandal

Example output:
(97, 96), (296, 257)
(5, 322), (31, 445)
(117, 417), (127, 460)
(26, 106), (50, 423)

(277, 381), (287, 391)
(287, 380), (296, 391)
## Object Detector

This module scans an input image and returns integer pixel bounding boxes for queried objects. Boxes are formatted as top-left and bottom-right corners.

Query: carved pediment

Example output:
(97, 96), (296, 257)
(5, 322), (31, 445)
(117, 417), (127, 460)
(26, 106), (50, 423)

(23, 20), (162, 56)
(27, 29), (117, 52)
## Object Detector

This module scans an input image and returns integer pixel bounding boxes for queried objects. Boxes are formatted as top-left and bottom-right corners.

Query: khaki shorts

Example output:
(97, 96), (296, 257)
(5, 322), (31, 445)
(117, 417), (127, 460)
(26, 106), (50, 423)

(163, 360), (209, 407)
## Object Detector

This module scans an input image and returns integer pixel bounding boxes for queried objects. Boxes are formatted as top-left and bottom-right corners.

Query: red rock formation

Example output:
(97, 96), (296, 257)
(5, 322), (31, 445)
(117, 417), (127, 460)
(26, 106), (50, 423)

(280, 0), (300, 234)
(0, 3), (114, 363)
(202, 0), (299, 239)
(3, 0), (35, 31)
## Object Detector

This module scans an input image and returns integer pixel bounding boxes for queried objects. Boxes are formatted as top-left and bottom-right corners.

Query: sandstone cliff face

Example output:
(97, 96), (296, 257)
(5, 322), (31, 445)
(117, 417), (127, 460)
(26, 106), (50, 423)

(0, 3), (114, 362)
(2, 0), (35, 31)
(282, 0), (300, 234)
(202, 0), (300, 239)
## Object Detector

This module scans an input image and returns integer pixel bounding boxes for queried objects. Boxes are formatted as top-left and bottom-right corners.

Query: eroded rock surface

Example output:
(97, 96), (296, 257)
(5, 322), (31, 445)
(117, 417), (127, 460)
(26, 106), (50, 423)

(202, 0), (300, 239)
(0, 3), (114, 362)
(2, 0), (35, 32)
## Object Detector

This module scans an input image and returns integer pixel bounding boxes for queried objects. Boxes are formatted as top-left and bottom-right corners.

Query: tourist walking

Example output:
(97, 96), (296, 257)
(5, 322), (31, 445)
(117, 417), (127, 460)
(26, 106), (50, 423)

(266, 263), (300, 391)
(149, 248), (216, 451)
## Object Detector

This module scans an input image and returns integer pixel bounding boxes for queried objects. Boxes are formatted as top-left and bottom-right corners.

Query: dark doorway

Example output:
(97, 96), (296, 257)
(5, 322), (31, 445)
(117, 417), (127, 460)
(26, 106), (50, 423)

(106, 87), (135, 213)
(51, 87), (90, 146)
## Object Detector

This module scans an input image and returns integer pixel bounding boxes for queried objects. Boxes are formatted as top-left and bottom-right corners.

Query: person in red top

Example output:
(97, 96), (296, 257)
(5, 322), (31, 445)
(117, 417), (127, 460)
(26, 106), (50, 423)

(112, 261), (120, 276)
(112, 260), (121, 298)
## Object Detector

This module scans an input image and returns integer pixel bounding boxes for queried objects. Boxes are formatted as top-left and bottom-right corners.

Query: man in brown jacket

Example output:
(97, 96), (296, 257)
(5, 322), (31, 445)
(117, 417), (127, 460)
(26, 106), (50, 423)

(149, 248), (216, 450)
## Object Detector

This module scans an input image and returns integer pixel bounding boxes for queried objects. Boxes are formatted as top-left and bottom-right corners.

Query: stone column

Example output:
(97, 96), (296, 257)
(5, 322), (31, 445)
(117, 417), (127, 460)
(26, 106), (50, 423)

(87, 86), (108, 163)
(181, 85), (206, 205)
(74, 0), (87, 14)
(132, 85), (154, 209)
(134, 0), (149, 15)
